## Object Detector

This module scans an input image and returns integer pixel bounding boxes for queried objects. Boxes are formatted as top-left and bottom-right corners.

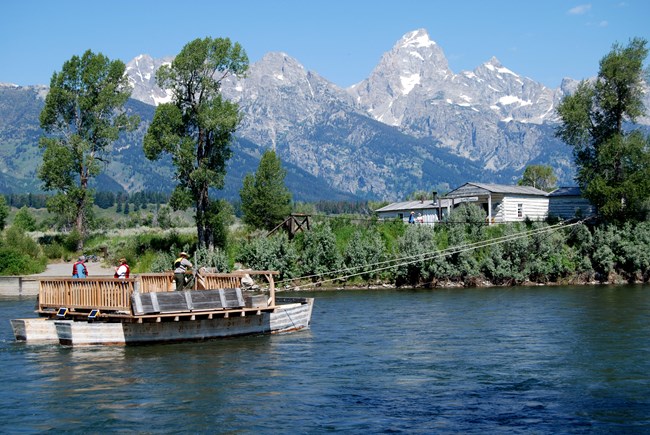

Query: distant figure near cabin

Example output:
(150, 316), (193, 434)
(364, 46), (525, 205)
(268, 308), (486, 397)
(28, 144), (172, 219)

(174, 252), (193, 291)
(72, 256), (88, 278)
(114, 258), (130, 279)
(408, 211), (416, 224)
(416, 213), (424, 224)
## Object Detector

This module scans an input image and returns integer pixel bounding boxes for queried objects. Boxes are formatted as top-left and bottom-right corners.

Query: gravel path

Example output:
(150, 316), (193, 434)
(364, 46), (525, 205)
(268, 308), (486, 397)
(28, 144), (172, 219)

(30, 261), (117, 277)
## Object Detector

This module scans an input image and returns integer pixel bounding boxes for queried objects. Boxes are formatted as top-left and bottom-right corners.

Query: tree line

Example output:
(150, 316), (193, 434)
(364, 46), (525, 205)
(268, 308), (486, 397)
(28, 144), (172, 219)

(3, 191), (170, 210)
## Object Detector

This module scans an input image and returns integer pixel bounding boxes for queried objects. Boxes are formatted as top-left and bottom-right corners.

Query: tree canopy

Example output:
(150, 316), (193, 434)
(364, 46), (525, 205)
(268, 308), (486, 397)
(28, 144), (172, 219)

(518, 165), (558, 192)
(0, 196), (8, 231)
(240, 149), (292, 231)
(13, 206), (37, 232)
(556, 37), (650, 222)
(144, 37), (248, 249)
(39, 50), (138, 248)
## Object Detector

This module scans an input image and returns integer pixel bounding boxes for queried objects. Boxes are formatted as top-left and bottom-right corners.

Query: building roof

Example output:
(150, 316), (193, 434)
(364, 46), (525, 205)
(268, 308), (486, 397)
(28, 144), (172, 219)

(375, 199), (451, 213)
(548, 186), (583, 197)
(444, 182), (549, 198)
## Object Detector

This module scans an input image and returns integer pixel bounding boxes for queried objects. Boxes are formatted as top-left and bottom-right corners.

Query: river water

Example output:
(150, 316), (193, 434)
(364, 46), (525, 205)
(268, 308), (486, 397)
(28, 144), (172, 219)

(1, 285), (650, 434)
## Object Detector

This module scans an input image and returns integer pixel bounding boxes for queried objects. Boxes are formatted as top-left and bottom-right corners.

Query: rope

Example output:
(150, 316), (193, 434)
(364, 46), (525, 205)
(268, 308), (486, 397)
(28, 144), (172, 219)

(277, 219), (587, 290)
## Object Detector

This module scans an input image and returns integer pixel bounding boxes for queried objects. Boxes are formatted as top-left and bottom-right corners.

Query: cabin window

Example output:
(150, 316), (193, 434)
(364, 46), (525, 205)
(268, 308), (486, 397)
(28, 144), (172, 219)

(517, 203), (523, 218)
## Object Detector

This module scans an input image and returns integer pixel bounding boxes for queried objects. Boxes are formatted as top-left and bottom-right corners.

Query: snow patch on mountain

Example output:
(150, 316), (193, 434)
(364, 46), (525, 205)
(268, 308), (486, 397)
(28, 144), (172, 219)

(400, 73), (420, 94)
(125, 54), (174, 106)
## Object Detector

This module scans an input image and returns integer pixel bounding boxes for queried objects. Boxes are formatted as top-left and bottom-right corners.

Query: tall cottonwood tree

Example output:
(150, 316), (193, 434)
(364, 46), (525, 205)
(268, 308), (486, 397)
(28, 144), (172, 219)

(39, 50), (138, 249)
(144, 37), (248, 249)
(240, 149), (292, 231)
(556, 37), (650, 222)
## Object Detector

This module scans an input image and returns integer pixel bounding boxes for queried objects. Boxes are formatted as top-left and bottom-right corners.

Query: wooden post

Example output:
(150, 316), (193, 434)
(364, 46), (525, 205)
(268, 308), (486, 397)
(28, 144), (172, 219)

(266, 272), (276, 307)
(267, 214), (311, 239)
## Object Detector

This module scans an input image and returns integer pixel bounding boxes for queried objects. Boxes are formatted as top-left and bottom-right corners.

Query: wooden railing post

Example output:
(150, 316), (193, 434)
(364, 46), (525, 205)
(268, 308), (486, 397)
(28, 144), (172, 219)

(266, 272), (276, 307)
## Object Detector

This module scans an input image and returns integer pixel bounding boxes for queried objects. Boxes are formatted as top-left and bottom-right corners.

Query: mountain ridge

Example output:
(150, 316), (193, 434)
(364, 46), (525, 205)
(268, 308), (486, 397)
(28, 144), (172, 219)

(3, 29), (649, 201)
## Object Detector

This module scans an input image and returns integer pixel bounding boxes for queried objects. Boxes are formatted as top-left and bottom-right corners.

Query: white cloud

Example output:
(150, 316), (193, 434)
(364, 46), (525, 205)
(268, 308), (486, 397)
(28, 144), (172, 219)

(568, 4), (592, 15)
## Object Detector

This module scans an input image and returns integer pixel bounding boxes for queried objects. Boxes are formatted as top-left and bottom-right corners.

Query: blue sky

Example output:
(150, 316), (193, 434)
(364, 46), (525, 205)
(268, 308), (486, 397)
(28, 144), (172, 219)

(1, 0), (649, 89)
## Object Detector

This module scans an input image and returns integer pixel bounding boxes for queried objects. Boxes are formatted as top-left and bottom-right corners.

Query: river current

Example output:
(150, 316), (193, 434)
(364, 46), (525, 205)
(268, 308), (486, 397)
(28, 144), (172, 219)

(1, 285), (649, 433)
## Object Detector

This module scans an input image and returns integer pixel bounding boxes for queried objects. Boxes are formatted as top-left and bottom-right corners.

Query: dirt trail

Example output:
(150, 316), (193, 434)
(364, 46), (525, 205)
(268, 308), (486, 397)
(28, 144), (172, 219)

(30, 261), (117, 277)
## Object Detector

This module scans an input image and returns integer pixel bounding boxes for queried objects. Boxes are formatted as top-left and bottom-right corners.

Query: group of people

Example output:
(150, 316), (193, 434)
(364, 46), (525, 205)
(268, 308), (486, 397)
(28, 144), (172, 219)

(71, 251), (194, 291)
(71, 255), (130, 279)
(408, 211), (424, 224)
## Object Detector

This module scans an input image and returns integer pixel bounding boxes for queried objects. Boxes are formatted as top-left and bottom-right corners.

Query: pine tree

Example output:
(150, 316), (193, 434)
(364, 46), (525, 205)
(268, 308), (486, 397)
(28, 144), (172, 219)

(240, 150), (292, 231)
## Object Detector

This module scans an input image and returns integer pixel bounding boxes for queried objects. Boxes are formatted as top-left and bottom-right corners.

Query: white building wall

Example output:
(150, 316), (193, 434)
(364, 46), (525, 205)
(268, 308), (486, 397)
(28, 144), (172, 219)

(501, 196), (549, 221)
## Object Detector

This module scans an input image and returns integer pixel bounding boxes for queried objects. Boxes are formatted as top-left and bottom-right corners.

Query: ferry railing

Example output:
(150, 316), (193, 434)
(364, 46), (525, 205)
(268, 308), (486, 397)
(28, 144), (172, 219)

(201, 270), (278, 306)
(38, 270), (279, 313)
(199, 273), (243, 290)
(138, 273), (175, 293)
(38, 278), (135, 312)
(137, 272), (244, 293)
(199, 270), (278, 307)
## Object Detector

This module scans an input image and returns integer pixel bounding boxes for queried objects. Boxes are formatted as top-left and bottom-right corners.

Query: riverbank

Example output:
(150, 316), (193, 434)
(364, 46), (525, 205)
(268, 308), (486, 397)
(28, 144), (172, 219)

(1, 260), (641, 298)
(0, 261), (116, 297)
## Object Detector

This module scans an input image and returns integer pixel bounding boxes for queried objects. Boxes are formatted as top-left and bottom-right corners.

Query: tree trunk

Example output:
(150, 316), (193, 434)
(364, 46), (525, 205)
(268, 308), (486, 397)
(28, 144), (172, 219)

(195, 186), (213, 250)
(76, 180), (87, 251)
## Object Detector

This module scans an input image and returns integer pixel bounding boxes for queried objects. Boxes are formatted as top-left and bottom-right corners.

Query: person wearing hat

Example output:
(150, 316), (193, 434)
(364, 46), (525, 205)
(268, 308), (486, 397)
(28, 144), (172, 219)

(173, 252), (193, 290)
(72, 255), (88, 278)
(114, 258), (130, 279)
(408, 211), (416, 224)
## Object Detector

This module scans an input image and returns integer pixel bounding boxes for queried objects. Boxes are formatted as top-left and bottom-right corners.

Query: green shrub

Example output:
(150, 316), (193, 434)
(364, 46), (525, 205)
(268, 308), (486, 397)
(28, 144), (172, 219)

(592, 226), (618, 279)
(237, 233), (298, 280)
(393, 224), (438, 286)
(63, 230), (83, 252)
(343, 229), (386, 281)
(376, 218), (406, 253)
(150, 250), (176, 273)
(0, 248), (38, 275)
(42, 242), (64, 260)
(13, 207), (37, 231)
(194, 245), (229, 272)
(296, 222), (342, 281)
(5, 226), (41, 258)
(0, 226), (47, 275)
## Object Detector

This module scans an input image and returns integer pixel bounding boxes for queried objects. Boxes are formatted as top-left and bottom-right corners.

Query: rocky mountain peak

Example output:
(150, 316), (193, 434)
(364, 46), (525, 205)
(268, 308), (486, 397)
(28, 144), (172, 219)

(347, 29), (453, 126)
(221, 50), (359, 151)
(399, 28), (437, 49)
(118, 29), (624, 197)
(125, 54), (173, 106)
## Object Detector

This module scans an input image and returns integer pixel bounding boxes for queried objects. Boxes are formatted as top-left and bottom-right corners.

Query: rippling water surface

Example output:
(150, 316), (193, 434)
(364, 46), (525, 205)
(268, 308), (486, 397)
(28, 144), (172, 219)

(2, 285), (650, 433)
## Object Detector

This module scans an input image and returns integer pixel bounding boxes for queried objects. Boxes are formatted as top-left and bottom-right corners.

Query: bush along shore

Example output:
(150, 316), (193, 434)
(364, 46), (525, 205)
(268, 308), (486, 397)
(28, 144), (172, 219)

(236, 207), (650, 290)
(5, 204), (650, 290)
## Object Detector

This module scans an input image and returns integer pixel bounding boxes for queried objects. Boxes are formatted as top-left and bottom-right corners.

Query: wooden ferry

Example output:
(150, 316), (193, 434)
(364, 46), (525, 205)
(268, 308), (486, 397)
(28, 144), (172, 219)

(10, 270), (313, 346)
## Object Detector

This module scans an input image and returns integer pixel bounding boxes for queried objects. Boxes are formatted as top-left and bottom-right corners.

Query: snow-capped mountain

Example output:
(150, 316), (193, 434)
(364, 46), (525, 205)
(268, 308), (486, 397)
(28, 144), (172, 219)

(125, 54), (174, 106)
(4, 28), (648, 199)
(78, 29), (650, 198)
(124, 29), (580, 193)
(348, 29), (566, 172)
